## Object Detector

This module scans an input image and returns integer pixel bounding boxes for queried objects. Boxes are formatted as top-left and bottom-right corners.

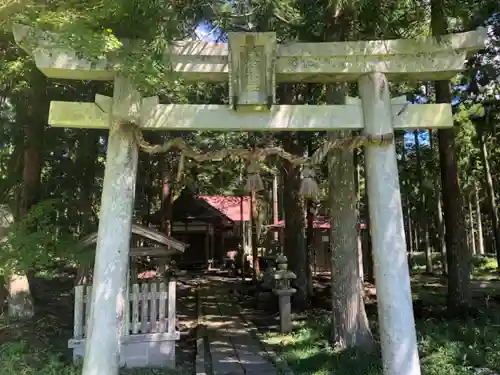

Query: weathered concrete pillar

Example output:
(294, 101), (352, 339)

(82, 76), (139, 375)
(358, 72), (421, 375)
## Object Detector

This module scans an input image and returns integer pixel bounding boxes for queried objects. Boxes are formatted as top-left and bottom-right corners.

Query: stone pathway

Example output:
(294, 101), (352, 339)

(196, 276), (293, 375)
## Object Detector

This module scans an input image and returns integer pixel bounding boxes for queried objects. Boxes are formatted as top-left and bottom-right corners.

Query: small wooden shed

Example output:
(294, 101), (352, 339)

(69, 224), (189, 369)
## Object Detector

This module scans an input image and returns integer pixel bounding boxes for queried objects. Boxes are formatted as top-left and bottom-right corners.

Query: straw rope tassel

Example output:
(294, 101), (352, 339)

(300, 167), (319, 199)
(245, 160), (264, 192)
(176, 153), (185, 182)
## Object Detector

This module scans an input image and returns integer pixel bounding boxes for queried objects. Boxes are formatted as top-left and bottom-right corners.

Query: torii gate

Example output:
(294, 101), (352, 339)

(13, 24), (487, 375)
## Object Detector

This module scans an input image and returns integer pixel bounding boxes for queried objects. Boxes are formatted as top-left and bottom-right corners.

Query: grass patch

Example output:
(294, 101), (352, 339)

(264, 325), (381, 375)
(0, 340), (189, 375)
(0, 267), (194, 375)
(0, 317), (187, 375)
(471, 256), (498, 271)
(264, 255), (500, 375)
(410, 253), (498, 279)
(472, 257), (499, 281)
(0, 341), (76, 375)
(264, 311), (500, 375)
(410, 252), (446, 273)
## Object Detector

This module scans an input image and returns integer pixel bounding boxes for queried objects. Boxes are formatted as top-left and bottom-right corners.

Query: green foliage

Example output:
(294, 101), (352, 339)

(265, 257), (500, 375)
(264, 318), (382, 375)
(0, 341), (78, 375)
(0, 341), (189, 375)
(266, 307), (500, 375)
(0, 199), (86, 274)
(471, 256), (498, 272)
(4, 0), (210, 90)
(418, 315), (500, 375)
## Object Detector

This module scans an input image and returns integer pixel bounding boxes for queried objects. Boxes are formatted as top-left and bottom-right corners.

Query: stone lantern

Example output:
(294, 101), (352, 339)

(272, 255), (296, 333)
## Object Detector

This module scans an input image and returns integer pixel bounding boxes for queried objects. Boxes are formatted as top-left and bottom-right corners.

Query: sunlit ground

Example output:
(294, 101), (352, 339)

(0, 267), (192, 375)
(0, 326), (190, 375)
(0, 255), (498, 375)
(263, 255), (500, 375)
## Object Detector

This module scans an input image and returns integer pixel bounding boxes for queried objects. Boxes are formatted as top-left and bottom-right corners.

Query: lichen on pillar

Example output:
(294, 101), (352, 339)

(358, 72), (421, 375)
(82, 76), (140, 375)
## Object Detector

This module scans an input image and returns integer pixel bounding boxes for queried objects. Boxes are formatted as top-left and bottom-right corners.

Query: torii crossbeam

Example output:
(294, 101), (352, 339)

(48, 96), (453, 131)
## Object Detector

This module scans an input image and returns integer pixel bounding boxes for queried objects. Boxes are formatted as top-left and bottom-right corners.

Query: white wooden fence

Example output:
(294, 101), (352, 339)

(73, 280), (176, 339)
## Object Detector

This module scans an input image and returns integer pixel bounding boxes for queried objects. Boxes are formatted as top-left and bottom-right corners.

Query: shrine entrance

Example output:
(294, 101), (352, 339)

(13, 23), (487, 375)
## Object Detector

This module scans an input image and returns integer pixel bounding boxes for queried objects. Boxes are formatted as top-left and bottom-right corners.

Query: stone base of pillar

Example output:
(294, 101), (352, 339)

(70, 332), (179, 369)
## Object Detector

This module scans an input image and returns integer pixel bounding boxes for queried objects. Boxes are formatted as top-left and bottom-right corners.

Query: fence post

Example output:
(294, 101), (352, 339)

(140, 283), (148, 333)
(123, 268), (131, 336)
(74, 285), (84, 338)
(84, 286), (92, 337)
(150, 282), (158, 333)
(167, 277), (176, 334)
(132, 283), (139, 334)
(158, 282), (167, 332)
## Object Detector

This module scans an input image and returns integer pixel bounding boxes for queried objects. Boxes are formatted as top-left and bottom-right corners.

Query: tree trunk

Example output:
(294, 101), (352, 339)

(414, 131), (432, 273)
(407, 207), (414, 269)
(354, 149), (364, 281)
(8, 111), (45, 319)
(281, 160), (308, 309)
(160, 165), (173, 236)
(477, 123), (500, 265)
(468, 195), (476, 256)
(357, 128), (372, 280)
(77, 130), (100, 235)
(413, 219), (420, 254)
(475, 183), (485, 255)
(432, 127), (447, 274)
(436, 196), (447, 273)
(74, 130), (99, 282)
(240, 196), (247, 275)
(424, 221), (432, 272)
(327, 85), (373, 350)
(306, 198), (315, 294)
(250, 191), (260, 281)
(431, 0), (471, 313)
(280, 83), (308, 309)
(362, 187), (374, 283)
(305, 140), (315, 296)
(272, 174), (279, 242)
(401, 137), (414, 268)
(143, 152), (157, 226)
(435, 85), (471, 311)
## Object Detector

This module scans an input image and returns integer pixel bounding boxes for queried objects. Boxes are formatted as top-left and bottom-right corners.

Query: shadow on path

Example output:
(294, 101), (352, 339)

(196, 275), (285, 375)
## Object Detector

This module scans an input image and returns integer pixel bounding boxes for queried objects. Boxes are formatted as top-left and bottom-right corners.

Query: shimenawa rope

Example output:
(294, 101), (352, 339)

(130, 124), (394, 198)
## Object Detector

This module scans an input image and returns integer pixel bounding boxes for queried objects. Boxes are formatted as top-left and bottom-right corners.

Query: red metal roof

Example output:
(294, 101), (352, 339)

(199, 195), (251, 222)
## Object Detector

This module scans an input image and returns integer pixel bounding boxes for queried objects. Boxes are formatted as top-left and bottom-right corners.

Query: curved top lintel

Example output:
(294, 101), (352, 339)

(278, 27), (488, 57)
(12, 24), (488, 83)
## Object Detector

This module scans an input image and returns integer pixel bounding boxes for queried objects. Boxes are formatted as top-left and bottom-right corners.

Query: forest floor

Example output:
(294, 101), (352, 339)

(252, 254), (500, 375)
(0, 255), (499, 375)
(0, 266), (194, 375)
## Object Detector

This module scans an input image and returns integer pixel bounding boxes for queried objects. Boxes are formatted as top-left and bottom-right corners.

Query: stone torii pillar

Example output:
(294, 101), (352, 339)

(359, 73), (420, 375)
(87, 78), (133, 374)
(83, 77), (148, 375)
